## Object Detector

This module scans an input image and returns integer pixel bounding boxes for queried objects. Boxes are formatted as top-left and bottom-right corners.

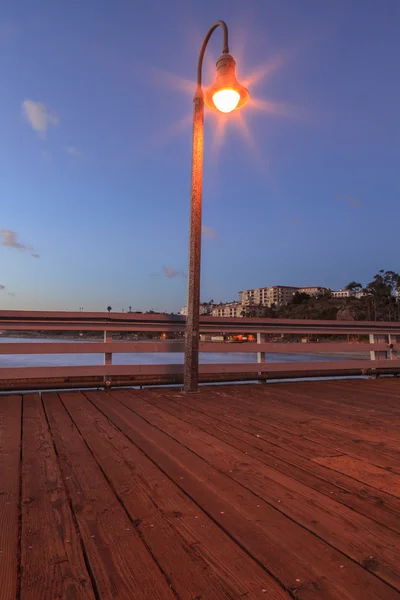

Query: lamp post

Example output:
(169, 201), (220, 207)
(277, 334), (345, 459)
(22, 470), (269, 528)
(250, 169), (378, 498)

(183, 20), (250, 393)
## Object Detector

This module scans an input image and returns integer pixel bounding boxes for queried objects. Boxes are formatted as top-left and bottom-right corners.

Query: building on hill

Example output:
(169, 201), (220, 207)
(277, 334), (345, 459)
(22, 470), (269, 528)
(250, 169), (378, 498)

(298, 286), (330, 297)
(211, 302), (244, 318)
(269, 285), (300, 307)
(331, 289), (353, 298)
(239, 285), (300, 308)
(239, 288), (261, 305)
(239, 285), (329, 309)
(179, 303), (214, 316)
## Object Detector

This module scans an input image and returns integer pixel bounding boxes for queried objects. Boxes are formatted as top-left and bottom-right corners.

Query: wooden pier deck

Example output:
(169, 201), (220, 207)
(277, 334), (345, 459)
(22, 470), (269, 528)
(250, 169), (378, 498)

(1, 379), (400, 599)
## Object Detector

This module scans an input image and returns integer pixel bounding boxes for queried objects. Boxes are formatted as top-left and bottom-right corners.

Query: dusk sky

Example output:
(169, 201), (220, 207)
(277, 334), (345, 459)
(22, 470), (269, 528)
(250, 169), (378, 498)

(1, 0), (399, 312)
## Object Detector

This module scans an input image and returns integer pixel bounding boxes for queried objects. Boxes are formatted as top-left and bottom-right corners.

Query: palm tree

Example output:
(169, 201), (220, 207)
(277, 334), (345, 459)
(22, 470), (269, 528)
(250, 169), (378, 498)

(107, 306), (112, 313)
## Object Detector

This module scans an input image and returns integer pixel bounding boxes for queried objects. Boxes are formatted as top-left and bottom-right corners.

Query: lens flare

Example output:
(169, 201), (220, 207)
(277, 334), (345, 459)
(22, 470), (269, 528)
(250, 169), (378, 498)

(212, 89), (240, 113)
(147, 46), (299, 170)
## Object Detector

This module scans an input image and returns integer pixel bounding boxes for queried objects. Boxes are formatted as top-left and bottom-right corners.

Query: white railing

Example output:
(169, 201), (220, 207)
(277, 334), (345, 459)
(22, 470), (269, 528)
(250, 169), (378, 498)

(0, 310), (399, 390)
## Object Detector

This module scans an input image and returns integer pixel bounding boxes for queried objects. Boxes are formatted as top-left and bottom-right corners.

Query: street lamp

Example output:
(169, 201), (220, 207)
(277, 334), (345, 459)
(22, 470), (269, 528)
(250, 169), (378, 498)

(183, 20), (249, 393)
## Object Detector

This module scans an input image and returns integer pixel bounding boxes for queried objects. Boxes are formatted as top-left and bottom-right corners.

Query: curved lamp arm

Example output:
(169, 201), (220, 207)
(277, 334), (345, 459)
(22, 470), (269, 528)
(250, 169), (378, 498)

(196, 20), (229, 95)
(184, 20), (229, 393)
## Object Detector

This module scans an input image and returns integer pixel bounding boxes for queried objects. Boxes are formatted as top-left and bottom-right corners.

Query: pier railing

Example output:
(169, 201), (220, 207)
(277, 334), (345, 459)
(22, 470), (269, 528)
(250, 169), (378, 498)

(0, 310), (399, 391)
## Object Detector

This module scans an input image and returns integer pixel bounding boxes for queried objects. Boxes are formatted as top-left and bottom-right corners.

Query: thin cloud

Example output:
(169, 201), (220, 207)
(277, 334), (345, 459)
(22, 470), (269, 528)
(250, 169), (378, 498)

(202, 225), (218, 239)
(64, 146), (82, 157)
(337, 194), (363, 209)
(0, 285), (5, 290)
(162, 265), (185, 279)
(0, 229), (39, 258)
(22, 100), (59, 138)
(8, 292), (16, 297)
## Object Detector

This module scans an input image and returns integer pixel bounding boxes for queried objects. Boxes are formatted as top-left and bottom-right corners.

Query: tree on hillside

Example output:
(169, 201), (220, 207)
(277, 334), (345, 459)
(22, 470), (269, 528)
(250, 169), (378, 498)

(345, 281), (363, 293)
(292, 292), (310, 305)
(107, 306), (112, 313)
(363, 270), (400, 321)
(364, 270), (400, 298)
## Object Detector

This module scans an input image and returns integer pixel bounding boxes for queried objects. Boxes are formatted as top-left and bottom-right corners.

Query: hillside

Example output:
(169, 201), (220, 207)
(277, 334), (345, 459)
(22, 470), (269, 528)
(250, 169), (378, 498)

(276, 295), (400, 322)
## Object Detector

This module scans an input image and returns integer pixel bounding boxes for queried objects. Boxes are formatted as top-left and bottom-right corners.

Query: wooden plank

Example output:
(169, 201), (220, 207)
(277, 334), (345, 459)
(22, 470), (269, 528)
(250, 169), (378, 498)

(20, 393), (95, 600)
(313, 456), (400, 498)
(0, 341), (185, 355)
(144, 388), (400, 534)
(153, 387), (342, 461)
(254, 385), (400, 433)
(210, 383), (400, 449)
(261, 380), (400, 421)
(61, 391), (288, 600)
(2, 359), (400, 382)
(211, 378), (400, 446)
(89, 389), (399, 600)
(1, 320), (398, 334)
(0, 395), (21, 600)
(194, 359), (400, 374)
(308, 418), (400, 446)
(0, 364), (183, 380)
(42, 392), (176, 600)
(235, 392), (400, 473)
(178, 383), (400, 467)
(356, 380), (400, 399)
(2, 309), (400, 335)
(0, 322), (184, 333)
(280, 379), (400, 415)
(0, 341), (387, 355)
(115, 390), (400, 592)
(201, 386), (400, 473)
(200, 342), (384, 354)
(212, 390), (400, 475)
(0, 310), (184, 321)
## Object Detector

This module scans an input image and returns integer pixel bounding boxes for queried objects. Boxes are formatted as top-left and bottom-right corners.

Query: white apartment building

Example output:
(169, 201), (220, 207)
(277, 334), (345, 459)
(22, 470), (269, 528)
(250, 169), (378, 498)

(331, 289), (367, 299)
(240, 285), (300, 308)
(239, 289), (260, 305)
(239, 285), (298, 306)
(240, 285), (331, 308)
(268, 286), (300, 307)
(211, 302), (243, 318)
(331, 289), (353, 298)
(298, 286), (329, 297)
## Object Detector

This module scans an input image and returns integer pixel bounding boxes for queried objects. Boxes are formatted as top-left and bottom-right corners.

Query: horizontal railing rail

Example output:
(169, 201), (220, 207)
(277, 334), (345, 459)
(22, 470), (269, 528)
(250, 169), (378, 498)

(0, 341), (392, 354)
(0, 310), (399, 390)
(1, 310), (400, 334)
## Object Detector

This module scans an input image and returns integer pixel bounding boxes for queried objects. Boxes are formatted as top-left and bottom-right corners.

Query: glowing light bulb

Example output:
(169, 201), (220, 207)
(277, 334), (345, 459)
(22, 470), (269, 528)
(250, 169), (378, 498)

(212, 89), (240, 113)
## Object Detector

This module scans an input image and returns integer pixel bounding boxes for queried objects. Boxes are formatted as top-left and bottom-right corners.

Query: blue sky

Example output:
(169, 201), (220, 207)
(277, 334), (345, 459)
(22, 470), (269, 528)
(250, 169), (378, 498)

(1, 0), (399, 312)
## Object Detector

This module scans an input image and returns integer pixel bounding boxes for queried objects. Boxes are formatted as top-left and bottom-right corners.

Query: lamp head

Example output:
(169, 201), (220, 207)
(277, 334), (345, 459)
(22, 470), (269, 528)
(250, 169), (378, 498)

(204, 54), (249, 113)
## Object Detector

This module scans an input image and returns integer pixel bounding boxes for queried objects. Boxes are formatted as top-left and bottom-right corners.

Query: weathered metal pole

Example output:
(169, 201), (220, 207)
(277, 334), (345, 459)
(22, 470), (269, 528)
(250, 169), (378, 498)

(183, 93), (204, 392)
(183, 21), (229, 393)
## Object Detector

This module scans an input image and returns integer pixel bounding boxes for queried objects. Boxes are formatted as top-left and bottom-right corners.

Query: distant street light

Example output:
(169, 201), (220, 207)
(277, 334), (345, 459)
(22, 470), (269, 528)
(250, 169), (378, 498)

(183, 20), (249, 393)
